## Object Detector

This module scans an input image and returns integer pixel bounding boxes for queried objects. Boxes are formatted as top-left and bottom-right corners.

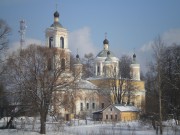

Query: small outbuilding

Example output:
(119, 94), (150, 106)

(92, 110), (103, 121)
(93, 104), (140, 121)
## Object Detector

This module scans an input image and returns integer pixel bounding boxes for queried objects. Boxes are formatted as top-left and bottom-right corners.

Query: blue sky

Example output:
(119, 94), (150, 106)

(1, 0), (180, 72)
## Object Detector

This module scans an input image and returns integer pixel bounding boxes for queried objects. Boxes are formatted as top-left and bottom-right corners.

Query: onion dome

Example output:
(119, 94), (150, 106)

(76, 54), (79, 59)
(75, 54), (81, 64)
(132, 53), (137, 64)
(51, 11), (63, 28)
(133, 53), (136, 58)
(103, 38), (109, 44)
(54, 11), (59, 17)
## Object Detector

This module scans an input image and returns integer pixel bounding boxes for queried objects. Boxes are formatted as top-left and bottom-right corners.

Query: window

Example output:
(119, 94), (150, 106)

(111, 115), (113, 120)
(60, 37), (64, 48)
(110, 108), (112, 111)
(114, 67), (116, 73)
(92, 103), (95, 109)
(115, 114), (117, 120)
(97, 66), (100, 73)
(101, 103), (104, 109)
(106, 115), (108, 120)
(49, 37), (53, 48)
(61, 58), (65, 70)
(80, 103), (83, 111)
(86, 103), (89, 110)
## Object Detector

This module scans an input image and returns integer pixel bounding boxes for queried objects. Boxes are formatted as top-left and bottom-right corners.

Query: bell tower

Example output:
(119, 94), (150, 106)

(130, 53), (140, 81)
(45, 10), (68, 49)
(74, 53), (83, 80)
(45, 10), (71, 72)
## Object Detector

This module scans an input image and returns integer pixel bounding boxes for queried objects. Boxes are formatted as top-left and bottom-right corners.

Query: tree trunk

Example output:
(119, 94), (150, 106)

(5, 116), (14, 128)
(40, 111), (47, 134)
(158, 62), (163, 135)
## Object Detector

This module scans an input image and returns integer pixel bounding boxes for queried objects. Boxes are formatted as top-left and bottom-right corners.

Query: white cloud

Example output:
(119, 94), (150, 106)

(140, 28), (180, 53)
(138, 28), (180, 73)
(69, 27), (97, 57)
(140, 41), (153, 53)
(162, 28), (180, 46)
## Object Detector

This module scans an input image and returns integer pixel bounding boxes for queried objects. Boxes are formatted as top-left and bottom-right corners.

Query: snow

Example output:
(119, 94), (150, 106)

(0, 117), (180, 135)
(114, 105), (139, 112)
(77, 79), (97, 89)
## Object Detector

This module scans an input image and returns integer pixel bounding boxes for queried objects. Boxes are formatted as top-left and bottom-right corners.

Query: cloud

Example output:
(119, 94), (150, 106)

(140, 41), (154, 53)
(137, 28), (180, 73)
(69, 27), (97, 57)
(8, 38), (43, 54)
(140, 28), (180, 53)
(162, 28), (180, 46)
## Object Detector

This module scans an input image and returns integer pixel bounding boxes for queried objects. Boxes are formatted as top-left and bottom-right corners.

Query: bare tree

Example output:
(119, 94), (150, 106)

(146, 37), (180, 134)
(145, 70), (159, 115)
(70, 54), (76, 71)
(0, 82), (9, 118)
(82, 53), (94, 78)
(96, 55), (136, 106)
(0, 19), (11, 127)
(119, 55), (131, 79)
(160, 44), (180, 124)
(113, 55), (132, 104)
(0, 19), (11, 75)
(152, 36), (165, 134)
(5, 45), (74, 134)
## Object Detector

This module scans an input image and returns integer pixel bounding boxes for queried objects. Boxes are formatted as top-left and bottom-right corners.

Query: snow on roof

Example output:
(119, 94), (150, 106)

(76, 79), (97, 89)
(87, 77), (115, 80)
(86, 77), (102, 80)
(92, 110), (103, 114)
(114, 105), (139, 112)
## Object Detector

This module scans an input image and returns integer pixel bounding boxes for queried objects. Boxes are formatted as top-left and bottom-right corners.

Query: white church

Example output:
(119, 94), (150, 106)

(45, 10), (145, 121)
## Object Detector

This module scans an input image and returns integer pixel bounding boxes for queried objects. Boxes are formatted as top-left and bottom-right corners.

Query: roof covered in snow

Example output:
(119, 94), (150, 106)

(76, 79), (97, 89)
(114, 105), (139, 112)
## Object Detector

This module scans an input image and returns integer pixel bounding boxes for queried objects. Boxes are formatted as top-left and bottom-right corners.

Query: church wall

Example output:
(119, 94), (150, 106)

(73, 89), (100, 118)
(52, 89), (100, 119)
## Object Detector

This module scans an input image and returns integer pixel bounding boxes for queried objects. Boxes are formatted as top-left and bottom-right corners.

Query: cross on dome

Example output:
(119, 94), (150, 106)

(105, 32), (107, 39)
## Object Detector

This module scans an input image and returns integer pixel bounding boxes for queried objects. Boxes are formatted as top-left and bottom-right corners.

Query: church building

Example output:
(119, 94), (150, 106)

(46, 10), (146, 120)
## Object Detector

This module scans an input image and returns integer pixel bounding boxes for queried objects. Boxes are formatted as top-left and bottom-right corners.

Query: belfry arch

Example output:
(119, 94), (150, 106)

(60, 37), (64, 48)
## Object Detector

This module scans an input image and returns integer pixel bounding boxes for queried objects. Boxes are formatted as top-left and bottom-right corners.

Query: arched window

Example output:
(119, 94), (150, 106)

(61, 58), (65, 70)
(49, 37), (53, 48)
(114, 67), (116, 73)
(97, 66), (100, 73)
(60, 37), (64, 48)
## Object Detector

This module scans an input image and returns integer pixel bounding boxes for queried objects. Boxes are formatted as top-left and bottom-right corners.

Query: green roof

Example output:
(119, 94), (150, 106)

(96, 50), (116, 57)
(51, 22), (63, 28)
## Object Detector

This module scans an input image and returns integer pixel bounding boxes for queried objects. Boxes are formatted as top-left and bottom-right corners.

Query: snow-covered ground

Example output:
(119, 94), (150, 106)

(0, 116), (179, 135)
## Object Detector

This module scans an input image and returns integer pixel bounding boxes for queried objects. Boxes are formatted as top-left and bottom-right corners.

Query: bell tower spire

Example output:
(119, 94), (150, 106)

(45, 9), (68, 49)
